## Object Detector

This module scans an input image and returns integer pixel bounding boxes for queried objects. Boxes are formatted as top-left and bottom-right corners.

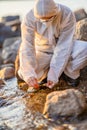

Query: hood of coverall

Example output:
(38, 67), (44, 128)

(34, 0), (58, 19)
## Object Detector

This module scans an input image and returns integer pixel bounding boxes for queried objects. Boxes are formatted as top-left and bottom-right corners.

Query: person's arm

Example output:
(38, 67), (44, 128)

(19, 11), (38, 87)
(47, 11), (76, 87)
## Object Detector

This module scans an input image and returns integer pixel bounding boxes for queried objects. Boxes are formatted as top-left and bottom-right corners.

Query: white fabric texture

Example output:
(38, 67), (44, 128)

(64, 40), (87, 79)
(34, 0), (58, 18)
(18, 0), (87, 84)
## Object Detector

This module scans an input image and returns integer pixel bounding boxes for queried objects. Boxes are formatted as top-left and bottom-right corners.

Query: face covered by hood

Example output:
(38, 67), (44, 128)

(34, 0), (61, 46)
(34, 0), (58, 19)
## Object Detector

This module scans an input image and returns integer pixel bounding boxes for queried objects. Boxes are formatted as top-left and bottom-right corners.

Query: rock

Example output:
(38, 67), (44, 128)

(74, 120), (87, 130)
(75, 18), (87, 41)
(5, 19), (21, 27)
(0, 79), (4, 85)
(65, 125), (77, 130)
(55, 125), (78, 130)
(1, 15), (20, 23)
(0, 67), (15, 79)
(1, 15), (21, 37)
(0, 22), (4, 27)
(3, 37), (20, 48)
(0, 63), (14, 69)
(52, 126), (70, 130)
(74, 9), (87, 22)
(2, 38), (21, 64)
(43, 89), (86, 118)
(5, 20), (21, 36)
(0, 23), (20, 48)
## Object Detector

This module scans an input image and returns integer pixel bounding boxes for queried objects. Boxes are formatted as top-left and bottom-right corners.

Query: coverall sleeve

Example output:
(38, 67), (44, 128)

(19, 12), (37, 83)
(47, 12), (76, 83)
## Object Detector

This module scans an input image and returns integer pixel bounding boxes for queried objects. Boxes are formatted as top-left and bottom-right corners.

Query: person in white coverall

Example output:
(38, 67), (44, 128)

(17, 0), (87, 89)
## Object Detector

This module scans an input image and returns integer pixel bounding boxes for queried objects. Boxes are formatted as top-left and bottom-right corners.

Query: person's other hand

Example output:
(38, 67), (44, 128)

(46, 80), (55, 89)
(27, 77), (39, 89)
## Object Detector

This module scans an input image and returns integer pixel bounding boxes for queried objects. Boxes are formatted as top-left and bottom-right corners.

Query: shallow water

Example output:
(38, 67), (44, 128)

(0, 77), (87, 130)
(0, 78), (50, 130)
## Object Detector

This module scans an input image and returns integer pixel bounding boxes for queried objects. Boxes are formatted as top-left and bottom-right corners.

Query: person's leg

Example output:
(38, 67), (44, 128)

(35, 51), (52, 83)
(64, 40), (87, 86)
(15, 50), (52, 87)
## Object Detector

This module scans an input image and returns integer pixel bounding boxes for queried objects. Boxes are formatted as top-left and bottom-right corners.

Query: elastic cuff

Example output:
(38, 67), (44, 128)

(24, 74), (37, 84)
(47, 67), (58, 83)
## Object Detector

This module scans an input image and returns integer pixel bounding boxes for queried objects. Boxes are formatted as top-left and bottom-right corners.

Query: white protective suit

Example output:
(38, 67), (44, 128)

(18, 0), (87, 84)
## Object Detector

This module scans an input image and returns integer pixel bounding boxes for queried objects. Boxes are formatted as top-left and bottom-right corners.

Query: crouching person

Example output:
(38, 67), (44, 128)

(15, 0), (87, 91)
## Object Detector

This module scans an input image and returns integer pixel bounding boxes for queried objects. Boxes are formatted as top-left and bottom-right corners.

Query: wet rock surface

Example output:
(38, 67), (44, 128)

(0, 67), (15, 79)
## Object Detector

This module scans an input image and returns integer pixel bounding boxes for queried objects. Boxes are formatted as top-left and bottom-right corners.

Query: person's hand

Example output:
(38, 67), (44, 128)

(46, 80), (55, 89)
(27, 77), (39, 89)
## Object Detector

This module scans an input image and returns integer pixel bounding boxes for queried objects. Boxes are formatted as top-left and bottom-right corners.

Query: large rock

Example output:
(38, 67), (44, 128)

(74, 9), (87, 22)
(3, 37), (20, 48)
(2, 37), (21, 64)
(43, 89), (86, 118)
(5, 19), (21, 36)
(0, 23), (20, 48)
(1, 15), (21, 37)
(0, 66), (15, 79)
(1, 15), (20, 23)
(75, 18), (87, 41)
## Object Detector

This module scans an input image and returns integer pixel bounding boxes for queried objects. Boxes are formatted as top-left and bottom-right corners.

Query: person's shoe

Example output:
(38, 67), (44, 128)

(61, 73), (80, 87)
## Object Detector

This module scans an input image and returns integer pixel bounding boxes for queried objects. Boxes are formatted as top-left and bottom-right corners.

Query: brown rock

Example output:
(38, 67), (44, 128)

(0, 79), (4, 85)
(74, 9), (87, 22)
(0, 67), (15, 79)
(43, 89), (86, 118)
(75, 18), (87, 41)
